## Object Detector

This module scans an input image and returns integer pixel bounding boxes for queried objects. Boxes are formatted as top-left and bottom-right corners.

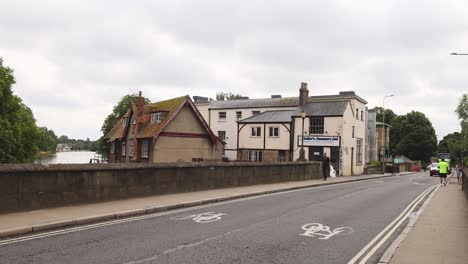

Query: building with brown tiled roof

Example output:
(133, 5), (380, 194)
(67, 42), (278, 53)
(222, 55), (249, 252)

(105, 93), (223, 163)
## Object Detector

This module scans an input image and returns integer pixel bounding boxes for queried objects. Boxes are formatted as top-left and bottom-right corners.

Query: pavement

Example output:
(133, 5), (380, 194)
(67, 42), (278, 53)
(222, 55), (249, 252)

(389, 176), (468, 264)
(0, 171), (466, 264)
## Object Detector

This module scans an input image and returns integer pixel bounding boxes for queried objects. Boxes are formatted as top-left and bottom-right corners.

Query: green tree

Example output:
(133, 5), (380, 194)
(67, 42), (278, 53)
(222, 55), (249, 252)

(98, 94), (150, 154)
(390, 111), (437, 163)
(438, 132), (463, 164)
(215, 92), (244, 101)
(455, 94), (468, 121)
(375, 107), (397, 126)
(36, 127), (58, 152)
(455, 94), (468, 165)
(0, 58), (41, 162)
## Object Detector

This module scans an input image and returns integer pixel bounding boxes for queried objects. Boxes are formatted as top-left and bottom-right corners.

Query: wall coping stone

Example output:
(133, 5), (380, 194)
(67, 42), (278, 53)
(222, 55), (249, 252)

(0, 161), (320, 173)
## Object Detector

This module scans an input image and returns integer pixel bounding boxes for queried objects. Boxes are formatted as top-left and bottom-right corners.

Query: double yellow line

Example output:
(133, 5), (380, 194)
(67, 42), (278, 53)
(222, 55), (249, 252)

(348, 184), (439, 264)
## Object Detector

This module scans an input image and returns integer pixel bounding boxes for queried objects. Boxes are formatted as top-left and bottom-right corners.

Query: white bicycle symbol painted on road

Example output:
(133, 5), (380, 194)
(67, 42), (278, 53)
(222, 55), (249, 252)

(300, 223), (354, 240)
(171, 212), (227, 223)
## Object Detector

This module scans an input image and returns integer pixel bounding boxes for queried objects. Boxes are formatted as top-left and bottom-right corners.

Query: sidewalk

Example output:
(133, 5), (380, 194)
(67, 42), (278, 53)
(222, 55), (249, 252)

(389, 181), (468, 264)
(0, 172), (404, 239)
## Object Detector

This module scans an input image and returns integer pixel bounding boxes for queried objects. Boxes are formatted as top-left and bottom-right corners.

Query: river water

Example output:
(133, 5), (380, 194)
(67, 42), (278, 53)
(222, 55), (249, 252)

(35, 151), (99, 164)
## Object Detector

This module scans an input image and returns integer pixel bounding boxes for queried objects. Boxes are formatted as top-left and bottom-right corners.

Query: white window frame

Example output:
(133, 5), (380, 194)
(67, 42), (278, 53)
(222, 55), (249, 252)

(356, 138), (363, 163)
(121, 143), (126, 157)
(248, 150), (263, 162)
(141, 139), (149, 158)
(151, 112), (163, 124)
(129, 140), (135, 157)
(251, 127), (261, 137)
(269, 126), (279, 137)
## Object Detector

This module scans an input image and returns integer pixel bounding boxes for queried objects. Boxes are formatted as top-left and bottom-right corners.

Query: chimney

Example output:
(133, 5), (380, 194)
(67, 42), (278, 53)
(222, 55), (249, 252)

(132, 91), (146, 161)
(299, 82), (309, 106)
(134, 91), (145, 118)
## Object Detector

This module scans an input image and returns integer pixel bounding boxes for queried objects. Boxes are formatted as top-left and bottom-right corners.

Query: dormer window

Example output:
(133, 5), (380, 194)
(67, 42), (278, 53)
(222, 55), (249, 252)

(151, 112), (163, 123)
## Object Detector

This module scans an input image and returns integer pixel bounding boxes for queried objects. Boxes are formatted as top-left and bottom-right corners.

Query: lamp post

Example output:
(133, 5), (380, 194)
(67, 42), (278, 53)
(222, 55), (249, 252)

(298, 110), (307, 161)
(382, 94), (394, 174)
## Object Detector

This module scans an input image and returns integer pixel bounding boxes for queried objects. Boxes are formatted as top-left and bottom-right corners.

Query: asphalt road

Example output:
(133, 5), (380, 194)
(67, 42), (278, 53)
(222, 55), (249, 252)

(0, 172), (439, 264)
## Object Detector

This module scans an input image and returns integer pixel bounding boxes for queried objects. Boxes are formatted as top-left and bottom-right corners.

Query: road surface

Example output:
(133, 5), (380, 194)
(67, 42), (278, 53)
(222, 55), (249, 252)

(0, 172), (438, 264)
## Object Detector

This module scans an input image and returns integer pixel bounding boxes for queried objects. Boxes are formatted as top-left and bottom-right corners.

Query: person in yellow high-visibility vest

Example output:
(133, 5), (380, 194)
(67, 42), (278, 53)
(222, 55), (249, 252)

(438, 158), (449, 186)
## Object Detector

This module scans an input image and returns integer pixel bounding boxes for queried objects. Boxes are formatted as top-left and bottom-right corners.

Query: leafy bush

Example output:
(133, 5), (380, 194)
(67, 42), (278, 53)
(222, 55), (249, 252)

(367, 160), (380, 167)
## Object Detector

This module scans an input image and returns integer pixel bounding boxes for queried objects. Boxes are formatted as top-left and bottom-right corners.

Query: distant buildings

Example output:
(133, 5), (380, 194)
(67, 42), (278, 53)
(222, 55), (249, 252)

(104, 83), (391, 176)
(195, 83), (370, 176)
(55, 144), (71, 152)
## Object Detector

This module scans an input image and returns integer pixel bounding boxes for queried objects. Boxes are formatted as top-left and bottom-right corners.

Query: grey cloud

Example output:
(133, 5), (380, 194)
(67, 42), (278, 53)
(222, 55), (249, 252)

(0, 0), (466, 140)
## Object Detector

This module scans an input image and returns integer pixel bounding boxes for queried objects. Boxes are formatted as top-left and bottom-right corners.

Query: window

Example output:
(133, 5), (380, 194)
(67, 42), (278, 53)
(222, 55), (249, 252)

(251, 127), (261, 137)
(218, 131), (226, 140)
(356, 108), (359, 120)
(279, 150), (286, 162)
(121, 143), (126, 157)
(352, 126), (355, 138)
(110, 142), (115, 154)
(236, 111), (242, 119)
(123, 118), (128, 127)
(248, 150), (263, 161)
(252, 111), (260, 116)
(129, 140), (135, 157)
(356, 138), (363, 163)
(361, 110), (364, 121)
(131, 116), (136, 124)
(218, 112), (226, 121)
(269, 127), (279, 137)
(151, 113), (163, 123)
(141, 139), (149, 158)
(309, 117), (324, 134)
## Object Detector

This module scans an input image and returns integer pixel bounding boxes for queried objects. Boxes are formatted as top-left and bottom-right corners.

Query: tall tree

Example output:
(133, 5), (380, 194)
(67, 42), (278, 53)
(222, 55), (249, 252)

(438, 132), (463, 164)
(98, 94), (150, 154)
(0, 58), (40, 162)
(389, 111), (437, 163)
(455, 94), (468, 165)
(36, 127), (58, 153)
(375, 107), (397, 126)
(455, 94), (468, 121)
(215, 92), (244, 101)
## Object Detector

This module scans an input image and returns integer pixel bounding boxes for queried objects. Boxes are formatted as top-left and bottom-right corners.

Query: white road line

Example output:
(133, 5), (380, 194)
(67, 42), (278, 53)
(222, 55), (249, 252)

(357, 185), (436, 264)
(347, 184), (437, 264)
(0, 176), (411, 246)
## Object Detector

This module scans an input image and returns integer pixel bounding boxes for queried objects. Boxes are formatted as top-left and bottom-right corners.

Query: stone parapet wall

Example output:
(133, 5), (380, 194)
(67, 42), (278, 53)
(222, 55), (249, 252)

(0, 161), (320, 213)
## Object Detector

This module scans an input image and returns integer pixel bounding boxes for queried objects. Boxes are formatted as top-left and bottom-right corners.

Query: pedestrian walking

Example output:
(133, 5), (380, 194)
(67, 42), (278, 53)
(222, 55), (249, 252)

(322, 153), (330, 181)
(456, 165), (462, 185)
(438, 158), (449, 186)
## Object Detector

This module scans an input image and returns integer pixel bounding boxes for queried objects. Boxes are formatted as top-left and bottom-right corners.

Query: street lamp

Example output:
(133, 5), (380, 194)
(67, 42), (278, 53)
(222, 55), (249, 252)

(298, 110), (307, 161)
(382, 94), (394, 174)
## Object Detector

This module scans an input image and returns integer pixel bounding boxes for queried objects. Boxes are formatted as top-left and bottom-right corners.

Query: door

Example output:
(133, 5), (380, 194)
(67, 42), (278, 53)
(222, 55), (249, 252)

(330, 147), (340, 173)
(309, 146), (323, 161)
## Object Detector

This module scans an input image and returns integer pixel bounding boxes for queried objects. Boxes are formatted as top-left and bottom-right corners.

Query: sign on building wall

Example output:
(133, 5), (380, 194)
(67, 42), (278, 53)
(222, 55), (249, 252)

(298, 136), (340, 147)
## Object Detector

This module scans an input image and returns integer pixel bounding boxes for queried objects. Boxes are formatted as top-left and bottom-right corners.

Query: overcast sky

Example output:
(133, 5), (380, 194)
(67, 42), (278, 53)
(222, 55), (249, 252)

(0, 0), (467, 141)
